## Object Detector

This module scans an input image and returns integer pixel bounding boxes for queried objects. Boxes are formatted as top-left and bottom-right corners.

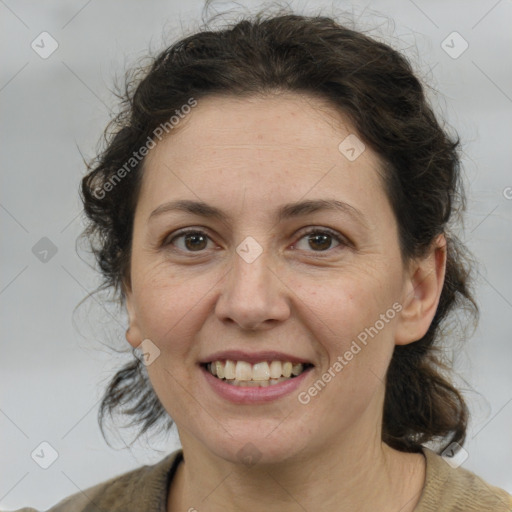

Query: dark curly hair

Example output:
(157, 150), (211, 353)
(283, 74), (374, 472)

(79, 9), (479, 453)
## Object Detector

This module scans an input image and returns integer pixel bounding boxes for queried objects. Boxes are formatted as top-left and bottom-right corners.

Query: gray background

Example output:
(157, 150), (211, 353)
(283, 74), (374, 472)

(1, 0), (511, 509)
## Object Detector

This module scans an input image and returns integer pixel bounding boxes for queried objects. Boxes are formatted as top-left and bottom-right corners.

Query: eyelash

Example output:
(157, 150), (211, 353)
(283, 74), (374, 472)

(162, 227), (349, 256)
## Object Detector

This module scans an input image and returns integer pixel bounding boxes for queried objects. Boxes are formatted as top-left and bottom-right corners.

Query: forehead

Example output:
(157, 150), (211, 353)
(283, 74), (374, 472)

(138, 93), (390, 226)
(149, 92), (360, 157)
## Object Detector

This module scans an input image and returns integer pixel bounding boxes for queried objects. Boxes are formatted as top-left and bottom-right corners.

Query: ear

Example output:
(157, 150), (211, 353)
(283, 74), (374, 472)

(394, 234), (447, 346)
(124, 289), (143, 349)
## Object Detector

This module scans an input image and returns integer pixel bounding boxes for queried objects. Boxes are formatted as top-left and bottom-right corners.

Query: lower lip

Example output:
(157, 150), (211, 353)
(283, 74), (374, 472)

(200, 365), (313, 404)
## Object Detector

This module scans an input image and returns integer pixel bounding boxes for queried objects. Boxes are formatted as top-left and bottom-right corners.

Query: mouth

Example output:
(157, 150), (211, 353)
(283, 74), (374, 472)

(200, 360), (314, 387)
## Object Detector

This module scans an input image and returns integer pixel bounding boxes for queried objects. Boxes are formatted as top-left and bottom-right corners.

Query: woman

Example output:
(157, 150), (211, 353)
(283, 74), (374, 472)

(10, 10), (512, 512)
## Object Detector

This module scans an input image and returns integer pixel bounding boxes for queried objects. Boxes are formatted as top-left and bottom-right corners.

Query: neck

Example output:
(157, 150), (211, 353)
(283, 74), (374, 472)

(168, 428), (426, 512)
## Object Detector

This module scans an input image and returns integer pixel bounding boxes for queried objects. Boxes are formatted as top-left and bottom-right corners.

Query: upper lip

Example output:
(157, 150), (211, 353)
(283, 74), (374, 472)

(199, 350), (314, 365)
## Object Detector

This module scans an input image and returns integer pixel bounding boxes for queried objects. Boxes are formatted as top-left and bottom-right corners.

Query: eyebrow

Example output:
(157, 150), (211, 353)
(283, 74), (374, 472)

(148, 198), (369, 228)
(148, 199), (368, 227)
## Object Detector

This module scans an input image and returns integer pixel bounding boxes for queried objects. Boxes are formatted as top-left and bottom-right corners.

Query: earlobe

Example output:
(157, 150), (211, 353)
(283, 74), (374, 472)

(394, 234), (447, 346)
(124, 291), (143, 349)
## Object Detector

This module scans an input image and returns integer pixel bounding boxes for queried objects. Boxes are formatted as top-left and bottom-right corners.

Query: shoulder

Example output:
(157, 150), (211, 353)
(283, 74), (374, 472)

(3, 449), (183, 512)
(415, 447), (512, 512)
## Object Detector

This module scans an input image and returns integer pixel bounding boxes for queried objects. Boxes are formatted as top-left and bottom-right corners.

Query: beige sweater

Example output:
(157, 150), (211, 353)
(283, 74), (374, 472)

(7, 447), (512, 511)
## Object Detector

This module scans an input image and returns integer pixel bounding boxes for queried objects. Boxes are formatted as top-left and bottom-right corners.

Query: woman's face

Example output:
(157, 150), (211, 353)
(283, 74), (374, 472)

(125, 93), (433, 464)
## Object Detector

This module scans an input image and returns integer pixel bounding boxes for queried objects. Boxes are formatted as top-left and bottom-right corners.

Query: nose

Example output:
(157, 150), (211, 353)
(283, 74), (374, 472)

(214, 247), (291, 330)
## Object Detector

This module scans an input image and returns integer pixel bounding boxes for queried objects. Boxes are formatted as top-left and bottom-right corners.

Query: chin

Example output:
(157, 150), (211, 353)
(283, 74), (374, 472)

(199, 425), (309, 467)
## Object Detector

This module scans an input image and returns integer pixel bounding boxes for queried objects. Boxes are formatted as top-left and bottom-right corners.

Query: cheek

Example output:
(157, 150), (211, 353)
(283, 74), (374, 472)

(301, 275), (397, 422)
(295, 264), (395, 331)
(294, 267), (399, 374)
(131, 265), (203, 348)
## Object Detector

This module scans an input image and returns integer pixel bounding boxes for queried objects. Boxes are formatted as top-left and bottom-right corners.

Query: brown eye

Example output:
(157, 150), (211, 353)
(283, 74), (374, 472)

(166, 230), (212, 252)
(292, 228), (346, 253)
(307, 233), (333, 251)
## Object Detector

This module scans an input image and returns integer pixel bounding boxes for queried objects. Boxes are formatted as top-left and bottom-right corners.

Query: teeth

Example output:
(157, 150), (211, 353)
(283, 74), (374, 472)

(252, 362), (270, 380)
(206, 359), (307, 383)
(225, 376), (289, 386)
(224, 360), (236, 380)
(291, 363), (303, 376)
(235, 361), (252, 381)
(269, 361), (282, 378)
